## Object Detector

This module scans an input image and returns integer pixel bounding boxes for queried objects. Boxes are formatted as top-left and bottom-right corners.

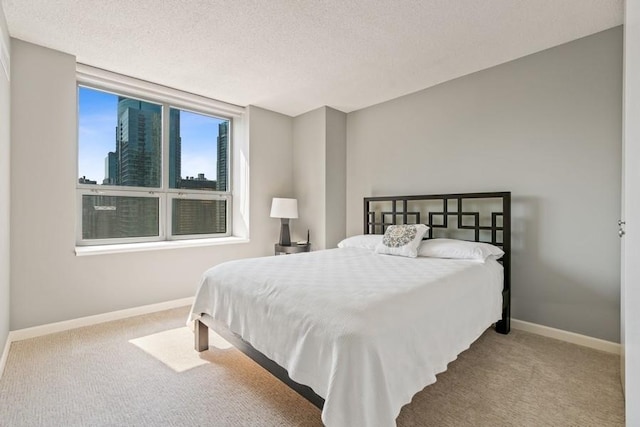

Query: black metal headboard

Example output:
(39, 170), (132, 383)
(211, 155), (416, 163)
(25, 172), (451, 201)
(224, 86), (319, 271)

(363, 191), (511, 334)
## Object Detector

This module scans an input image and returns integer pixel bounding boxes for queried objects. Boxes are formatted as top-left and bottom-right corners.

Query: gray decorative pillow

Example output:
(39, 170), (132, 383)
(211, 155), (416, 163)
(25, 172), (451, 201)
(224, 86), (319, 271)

(375, 224), (430, 258)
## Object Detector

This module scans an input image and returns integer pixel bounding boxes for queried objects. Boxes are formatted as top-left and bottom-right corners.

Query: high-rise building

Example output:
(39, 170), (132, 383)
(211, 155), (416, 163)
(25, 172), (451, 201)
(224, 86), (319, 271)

(103, 151), (117, 185)
(217, 121), (228, 192)
(104, 103), (180, 187)
(115, 98), (162, 187)
(169, 108), (181, 188)
(215, 121), (229, 232)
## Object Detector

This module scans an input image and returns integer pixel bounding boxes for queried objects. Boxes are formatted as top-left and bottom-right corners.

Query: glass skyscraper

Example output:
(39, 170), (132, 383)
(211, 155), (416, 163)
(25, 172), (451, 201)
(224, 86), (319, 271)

(217, 121), (228, 191)
(115, 98), (161, 187)
(105, 98), (181, 188)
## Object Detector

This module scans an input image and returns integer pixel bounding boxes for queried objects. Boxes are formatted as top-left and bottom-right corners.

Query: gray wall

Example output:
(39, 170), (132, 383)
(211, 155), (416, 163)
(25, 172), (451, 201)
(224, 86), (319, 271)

(10, 39), (294, 330)
(346, 28), (622, 342)
(293, 107), (326, 247)
(324, 107), (347, 249)
(0, 4), (10, 350)
(292, 106), (346, 249)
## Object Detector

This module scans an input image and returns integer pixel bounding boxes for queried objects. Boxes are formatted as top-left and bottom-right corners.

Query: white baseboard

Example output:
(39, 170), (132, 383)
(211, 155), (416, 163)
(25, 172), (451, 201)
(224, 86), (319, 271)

(511, 318), (620, 355)
(9, 297), (194, 342)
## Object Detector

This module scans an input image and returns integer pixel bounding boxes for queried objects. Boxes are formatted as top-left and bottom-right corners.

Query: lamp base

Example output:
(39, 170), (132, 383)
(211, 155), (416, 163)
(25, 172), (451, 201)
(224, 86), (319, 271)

(279, 219), (291, 246)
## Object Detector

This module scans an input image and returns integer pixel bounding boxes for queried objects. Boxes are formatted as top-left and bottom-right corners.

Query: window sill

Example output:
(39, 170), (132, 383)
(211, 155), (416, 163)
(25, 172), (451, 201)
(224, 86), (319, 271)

(75, 236), (250, 256)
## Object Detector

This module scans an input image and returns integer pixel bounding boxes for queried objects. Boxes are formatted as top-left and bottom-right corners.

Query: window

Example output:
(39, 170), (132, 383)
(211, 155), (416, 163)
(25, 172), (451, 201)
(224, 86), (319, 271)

(77, 84), (232, 246)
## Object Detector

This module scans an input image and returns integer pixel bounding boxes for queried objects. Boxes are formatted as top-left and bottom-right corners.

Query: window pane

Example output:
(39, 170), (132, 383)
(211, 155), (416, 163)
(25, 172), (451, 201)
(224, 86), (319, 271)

(82, 195), (159, 239)
(169, 108), (229, 191)
(172, 199), (226, 236)
(78, 87), (162, 188)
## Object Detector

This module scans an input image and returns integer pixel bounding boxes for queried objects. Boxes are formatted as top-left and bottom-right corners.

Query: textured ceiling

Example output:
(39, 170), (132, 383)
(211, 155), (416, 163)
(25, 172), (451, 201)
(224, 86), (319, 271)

(1, 0), (623, 117)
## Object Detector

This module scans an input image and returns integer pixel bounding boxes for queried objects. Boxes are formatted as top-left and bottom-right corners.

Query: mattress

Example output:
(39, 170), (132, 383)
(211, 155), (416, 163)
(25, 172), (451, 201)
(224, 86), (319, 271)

(188, 247), (503, 426)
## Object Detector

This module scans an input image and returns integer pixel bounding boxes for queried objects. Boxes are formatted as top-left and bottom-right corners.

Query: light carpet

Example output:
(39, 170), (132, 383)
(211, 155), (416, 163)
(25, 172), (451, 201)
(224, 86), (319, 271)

(0, 307), (624, 426)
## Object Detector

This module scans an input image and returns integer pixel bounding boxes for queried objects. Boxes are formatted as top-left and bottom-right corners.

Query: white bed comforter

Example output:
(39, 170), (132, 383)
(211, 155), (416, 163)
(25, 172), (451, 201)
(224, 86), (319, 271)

(188, 247), (503, 427)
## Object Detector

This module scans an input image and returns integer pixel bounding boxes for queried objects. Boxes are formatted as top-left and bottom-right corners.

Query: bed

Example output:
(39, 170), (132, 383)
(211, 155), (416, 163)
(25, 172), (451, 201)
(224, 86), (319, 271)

(189, 192), (511, 426)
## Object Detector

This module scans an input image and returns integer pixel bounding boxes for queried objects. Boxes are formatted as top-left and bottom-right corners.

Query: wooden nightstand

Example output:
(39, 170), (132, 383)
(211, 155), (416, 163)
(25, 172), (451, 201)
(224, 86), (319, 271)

(274, 243), (311, 255)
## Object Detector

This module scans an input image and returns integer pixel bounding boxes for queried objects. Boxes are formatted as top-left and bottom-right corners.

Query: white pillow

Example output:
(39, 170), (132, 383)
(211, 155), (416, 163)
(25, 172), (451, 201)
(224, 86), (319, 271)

(374, 224), (430, 258)
(337, 234), (383, 250)
(418, 238), (504, 262)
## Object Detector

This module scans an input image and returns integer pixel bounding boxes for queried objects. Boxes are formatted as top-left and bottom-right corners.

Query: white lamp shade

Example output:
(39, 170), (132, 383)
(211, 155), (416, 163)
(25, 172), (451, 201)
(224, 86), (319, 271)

(270, 198), (298, 219)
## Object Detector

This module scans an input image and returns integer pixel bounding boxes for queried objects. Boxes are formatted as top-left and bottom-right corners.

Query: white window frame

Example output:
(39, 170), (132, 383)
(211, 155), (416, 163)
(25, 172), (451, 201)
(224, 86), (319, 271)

(76, 65), (244, 246)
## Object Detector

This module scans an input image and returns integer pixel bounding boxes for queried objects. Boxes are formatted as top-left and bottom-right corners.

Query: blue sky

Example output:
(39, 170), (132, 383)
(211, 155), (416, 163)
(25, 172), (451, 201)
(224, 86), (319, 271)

(78, 86), (225, 184)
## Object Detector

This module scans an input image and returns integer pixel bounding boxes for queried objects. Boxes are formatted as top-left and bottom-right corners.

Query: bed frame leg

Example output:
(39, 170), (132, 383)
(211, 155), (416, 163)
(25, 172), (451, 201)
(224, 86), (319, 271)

(496, 317), (510, 334)
(496, 302), (510, 334)
(495, 286), (511, 334)
(195, 318), (209, 352)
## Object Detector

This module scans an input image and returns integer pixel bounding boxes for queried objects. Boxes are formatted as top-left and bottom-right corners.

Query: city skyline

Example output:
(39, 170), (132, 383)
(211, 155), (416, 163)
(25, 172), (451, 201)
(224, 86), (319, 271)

(79, 87), (229, 240)
(78, 86), (227, 185)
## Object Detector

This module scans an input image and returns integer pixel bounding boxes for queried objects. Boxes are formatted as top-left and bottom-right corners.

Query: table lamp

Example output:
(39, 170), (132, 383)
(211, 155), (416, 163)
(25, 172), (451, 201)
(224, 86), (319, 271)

(270, 198), (298, 246)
